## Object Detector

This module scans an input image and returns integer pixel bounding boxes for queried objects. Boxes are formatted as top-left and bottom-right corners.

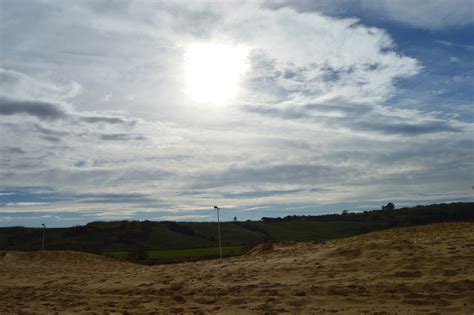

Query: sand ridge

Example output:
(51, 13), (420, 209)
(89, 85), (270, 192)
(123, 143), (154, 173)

(1, 222), (473, 314)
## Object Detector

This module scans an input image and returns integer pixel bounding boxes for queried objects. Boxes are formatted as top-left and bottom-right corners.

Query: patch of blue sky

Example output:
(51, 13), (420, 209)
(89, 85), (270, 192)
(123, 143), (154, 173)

(379, 23), (474, 121)
(0, 187), (71, 204)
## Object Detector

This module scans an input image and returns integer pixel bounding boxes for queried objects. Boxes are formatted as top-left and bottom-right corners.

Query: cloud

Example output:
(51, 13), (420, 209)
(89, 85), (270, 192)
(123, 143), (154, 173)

(39, 135), (62, 143)
(34, 124), (70, 136)
(0, 98), (136, 129)
(99, 133), (145, 141)
(0, 192), (15, 196)
(243, 101), (464, 136)
(449, 57), (460, 63)
(0, 187), (158, 214)
(224, 189), (305, 199)
(223, 188), (328, 199)
(0, 68), (81, 101)
(365, 0), (474, 30)
(232, 8), (421, 107)
(0, 98), (68, 121)
(158, 214), (211, 221)
(75, 192), (155, 204)
(360, 120), (462, 135)
(0, 147), (25, 154)
(0, 1), (472, 225)
(266, 0), (474, 30)
(80, 116), (131, 125)
(194, 163), (348, 189)
(5, 202), (50, 207)
(436, 40), (453, 46)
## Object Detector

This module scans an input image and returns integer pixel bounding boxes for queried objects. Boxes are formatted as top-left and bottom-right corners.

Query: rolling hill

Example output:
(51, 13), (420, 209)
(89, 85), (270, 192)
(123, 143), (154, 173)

(0, 202), (472, 262)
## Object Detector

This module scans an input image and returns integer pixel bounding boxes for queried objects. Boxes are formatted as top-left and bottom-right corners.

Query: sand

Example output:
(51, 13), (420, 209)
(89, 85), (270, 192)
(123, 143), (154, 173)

(1, 222), (473, 314)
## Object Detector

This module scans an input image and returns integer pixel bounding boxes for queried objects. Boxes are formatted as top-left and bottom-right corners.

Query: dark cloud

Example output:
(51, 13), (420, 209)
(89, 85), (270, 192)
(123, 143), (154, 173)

(244, 102), (372, 120)
(39, 135), (62, 143)
(99, 133), (145, 141)
(73, 160), (86, 168)
(0, 98), (68, 121)
(304, 102), (372, 114)
(360, 120), (462, 135)
(0, 147), (25, 154)
(81, 116), (125, 124)
(243, 103), (462, 136)
(0, 98), (137, 129)
(80, 116), (135, 125)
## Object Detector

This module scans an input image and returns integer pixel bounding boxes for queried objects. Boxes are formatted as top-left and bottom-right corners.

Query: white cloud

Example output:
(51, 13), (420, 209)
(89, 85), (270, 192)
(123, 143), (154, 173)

(0, 1), (472, 222)
(449, 56), (461, 63)
(0, 1), (421, 117)
(5, 202), (50, 207)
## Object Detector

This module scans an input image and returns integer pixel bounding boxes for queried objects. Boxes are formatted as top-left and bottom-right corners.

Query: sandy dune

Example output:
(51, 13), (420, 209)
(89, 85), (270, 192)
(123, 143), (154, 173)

(1, 222), (473, 314)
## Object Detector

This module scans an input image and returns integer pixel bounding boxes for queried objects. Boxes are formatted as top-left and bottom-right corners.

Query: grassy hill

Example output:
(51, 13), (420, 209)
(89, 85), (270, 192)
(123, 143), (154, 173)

(0, 202), (472, 263)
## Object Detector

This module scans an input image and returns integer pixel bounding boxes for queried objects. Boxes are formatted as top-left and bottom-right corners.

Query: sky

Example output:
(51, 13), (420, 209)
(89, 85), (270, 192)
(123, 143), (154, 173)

(0, 0), (473, 227)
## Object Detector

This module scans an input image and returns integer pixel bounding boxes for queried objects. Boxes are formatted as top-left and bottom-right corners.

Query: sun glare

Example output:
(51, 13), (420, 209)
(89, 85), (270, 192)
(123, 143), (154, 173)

(184, 43), (250, 104)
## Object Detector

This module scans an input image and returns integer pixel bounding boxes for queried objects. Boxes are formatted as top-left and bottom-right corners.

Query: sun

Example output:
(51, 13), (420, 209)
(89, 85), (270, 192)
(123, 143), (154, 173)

(183, 43), (250, 104)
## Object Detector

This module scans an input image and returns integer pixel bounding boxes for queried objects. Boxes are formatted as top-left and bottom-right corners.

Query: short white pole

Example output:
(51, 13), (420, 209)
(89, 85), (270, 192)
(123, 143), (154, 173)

(215, 206), (222, 259)
(41, 223), (45, 251)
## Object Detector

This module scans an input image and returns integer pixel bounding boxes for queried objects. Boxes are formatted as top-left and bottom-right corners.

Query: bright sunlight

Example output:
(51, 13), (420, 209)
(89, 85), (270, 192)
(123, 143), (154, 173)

(183, 43), (250, 104)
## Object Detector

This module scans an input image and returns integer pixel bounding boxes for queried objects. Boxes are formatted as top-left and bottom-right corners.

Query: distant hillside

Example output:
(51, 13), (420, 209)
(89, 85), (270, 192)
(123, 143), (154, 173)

(0, 203), (472, 257)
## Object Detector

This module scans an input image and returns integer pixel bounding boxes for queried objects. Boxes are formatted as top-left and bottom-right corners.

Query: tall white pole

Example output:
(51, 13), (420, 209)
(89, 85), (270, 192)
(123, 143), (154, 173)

(216, 207), (222, 259)
(42, 223), (45, 251)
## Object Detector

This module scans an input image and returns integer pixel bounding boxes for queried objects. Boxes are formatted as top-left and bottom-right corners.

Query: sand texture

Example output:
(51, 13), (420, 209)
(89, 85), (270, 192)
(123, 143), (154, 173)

(1, 222), (473, 314)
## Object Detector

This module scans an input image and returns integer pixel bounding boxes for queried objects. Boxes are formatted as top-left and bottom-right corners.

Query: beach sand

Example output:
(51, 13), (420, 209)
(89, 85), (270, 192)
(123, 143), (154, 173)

(1, 222), (473, 314)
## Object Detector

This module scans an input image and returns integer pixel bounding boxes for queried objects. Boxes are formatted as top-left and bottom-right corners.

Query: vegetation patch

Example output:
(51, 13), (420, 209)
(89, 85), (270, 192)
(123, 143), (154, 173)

(0, 202), (472, 263)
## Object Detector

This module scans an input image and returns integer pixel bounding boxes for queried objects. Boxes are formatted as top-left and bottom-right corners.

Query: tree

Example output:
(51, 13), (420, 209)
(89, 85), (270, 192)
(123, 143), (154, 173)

(233, 216), (237, 222)
(342, 210), (349, 215)
(382, 202), (395, 211)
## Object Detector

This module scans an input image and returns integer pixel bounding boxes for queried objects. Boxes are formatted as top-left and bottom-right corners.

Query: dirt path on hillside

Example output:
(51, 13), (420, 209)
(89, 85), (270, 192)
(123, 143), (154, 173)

(1, 222), (473, 314)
